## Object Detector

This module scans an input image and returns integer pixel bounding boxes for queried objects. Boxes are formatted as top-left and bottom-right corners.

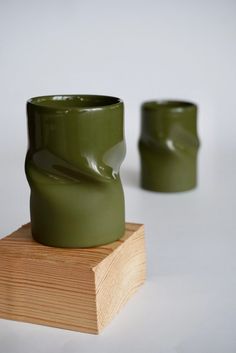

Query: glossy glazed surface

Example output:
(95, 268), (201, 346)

(139, 100), (200, 192)
(25, 95), (126, 247)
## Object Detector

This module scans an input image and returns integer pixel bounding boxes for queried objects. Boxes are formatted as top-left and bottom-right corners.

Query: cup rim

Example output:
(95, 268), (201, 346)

(142, 100), (197, 111)
(27, 94), (123, 111)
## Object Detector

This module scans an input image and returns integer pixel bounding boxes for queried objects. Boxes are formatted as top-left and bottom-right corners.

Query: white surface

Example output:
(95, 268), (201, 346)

(0, 0), (236, 352)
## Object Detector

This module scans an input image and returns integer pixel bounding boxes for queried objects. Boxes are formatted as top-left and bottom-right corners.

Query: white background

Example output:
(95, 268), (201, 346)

(0, 0), (236, 352)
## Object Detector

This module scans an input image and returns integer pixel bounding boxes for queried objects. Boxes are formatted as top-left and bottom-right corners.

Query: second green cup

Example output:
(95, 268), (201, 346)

(139, 100), (200, 192)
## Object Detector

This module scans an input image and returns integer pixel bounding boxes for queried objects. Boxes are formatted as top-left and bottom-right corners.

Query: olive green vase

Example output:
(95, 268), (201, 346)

(25, 95), (126, 247)
(138, 100), (200, 192)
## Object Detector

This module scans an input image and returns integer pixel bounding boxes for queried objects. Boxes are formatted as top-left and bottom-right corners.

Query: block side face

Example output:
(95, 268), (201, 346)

(0, 254), (99, 333)
(94, 225), (146, 332)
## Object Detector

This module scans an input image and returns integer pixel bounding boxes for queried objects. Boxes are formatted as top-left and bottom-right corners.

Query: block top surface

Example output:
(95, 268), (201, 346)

(0, 223), (143, 268)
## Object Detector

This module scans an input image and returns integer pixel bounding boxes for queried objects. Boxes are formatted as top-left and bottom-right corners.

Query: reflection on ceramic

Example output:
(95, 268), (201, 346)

(139, 100), (200, 192)
(25, 95), (126, 247)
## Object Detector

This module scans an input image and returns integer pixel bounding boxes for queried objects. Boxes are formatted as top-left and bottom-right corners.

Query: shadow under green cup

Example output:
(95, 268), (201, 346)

(138, 100), (200, 192)
(25, 95), (126, 247)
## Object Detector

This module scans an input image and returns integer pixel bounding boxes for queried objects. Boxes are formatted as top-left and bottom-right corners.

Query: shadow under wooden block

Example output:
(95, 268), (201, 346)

(0, 223), (146, 334)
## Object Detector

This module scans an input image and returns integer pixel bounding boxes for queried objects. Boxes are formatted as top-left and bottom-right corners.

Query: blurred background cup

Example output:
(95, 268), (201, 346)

(25, 94), (126, 247)
(138, 100), (200, 192)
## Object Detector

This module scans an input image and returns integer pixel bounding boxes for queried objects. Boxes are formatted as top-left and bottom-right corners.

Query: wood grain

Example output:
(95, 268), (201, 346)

(0, 223), (146, 334)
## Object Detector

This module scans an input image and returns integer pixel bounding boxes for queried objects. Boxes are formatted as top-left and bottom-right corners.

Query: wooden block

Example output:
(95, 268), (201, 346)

(0, 223), (146, 334)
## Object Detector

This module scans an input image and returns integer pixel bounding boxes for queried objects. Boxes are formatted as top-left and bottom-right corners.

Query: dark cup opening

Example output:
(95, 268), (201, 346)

(27, 95), (122, 110)
(142, 100), (196, 111)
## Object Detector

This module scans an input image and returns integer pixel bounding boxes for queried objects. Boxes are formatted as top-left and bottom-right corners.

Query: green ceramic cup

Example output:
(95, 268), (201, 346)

(138, 100), (200, 192)
(25, 95), (126, 247)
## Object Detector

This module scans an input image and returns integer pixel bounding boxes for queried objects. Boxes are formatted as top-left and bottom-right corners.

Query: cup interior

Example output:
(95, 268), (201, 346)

(28, 95), (122, 110)
(142, 100), (196, 110)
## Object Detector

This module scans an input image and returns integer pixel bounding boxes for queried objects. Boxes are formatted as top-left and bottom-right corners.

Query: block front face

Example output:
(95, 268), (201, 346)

(0, 223), (146, 334)
(0, 231), (98, 333)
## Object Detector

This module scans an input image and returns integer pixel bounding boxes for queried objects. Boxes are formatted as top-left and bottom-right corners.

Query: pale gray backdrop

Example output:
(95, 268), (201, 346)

(0, 0), (235, 352)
